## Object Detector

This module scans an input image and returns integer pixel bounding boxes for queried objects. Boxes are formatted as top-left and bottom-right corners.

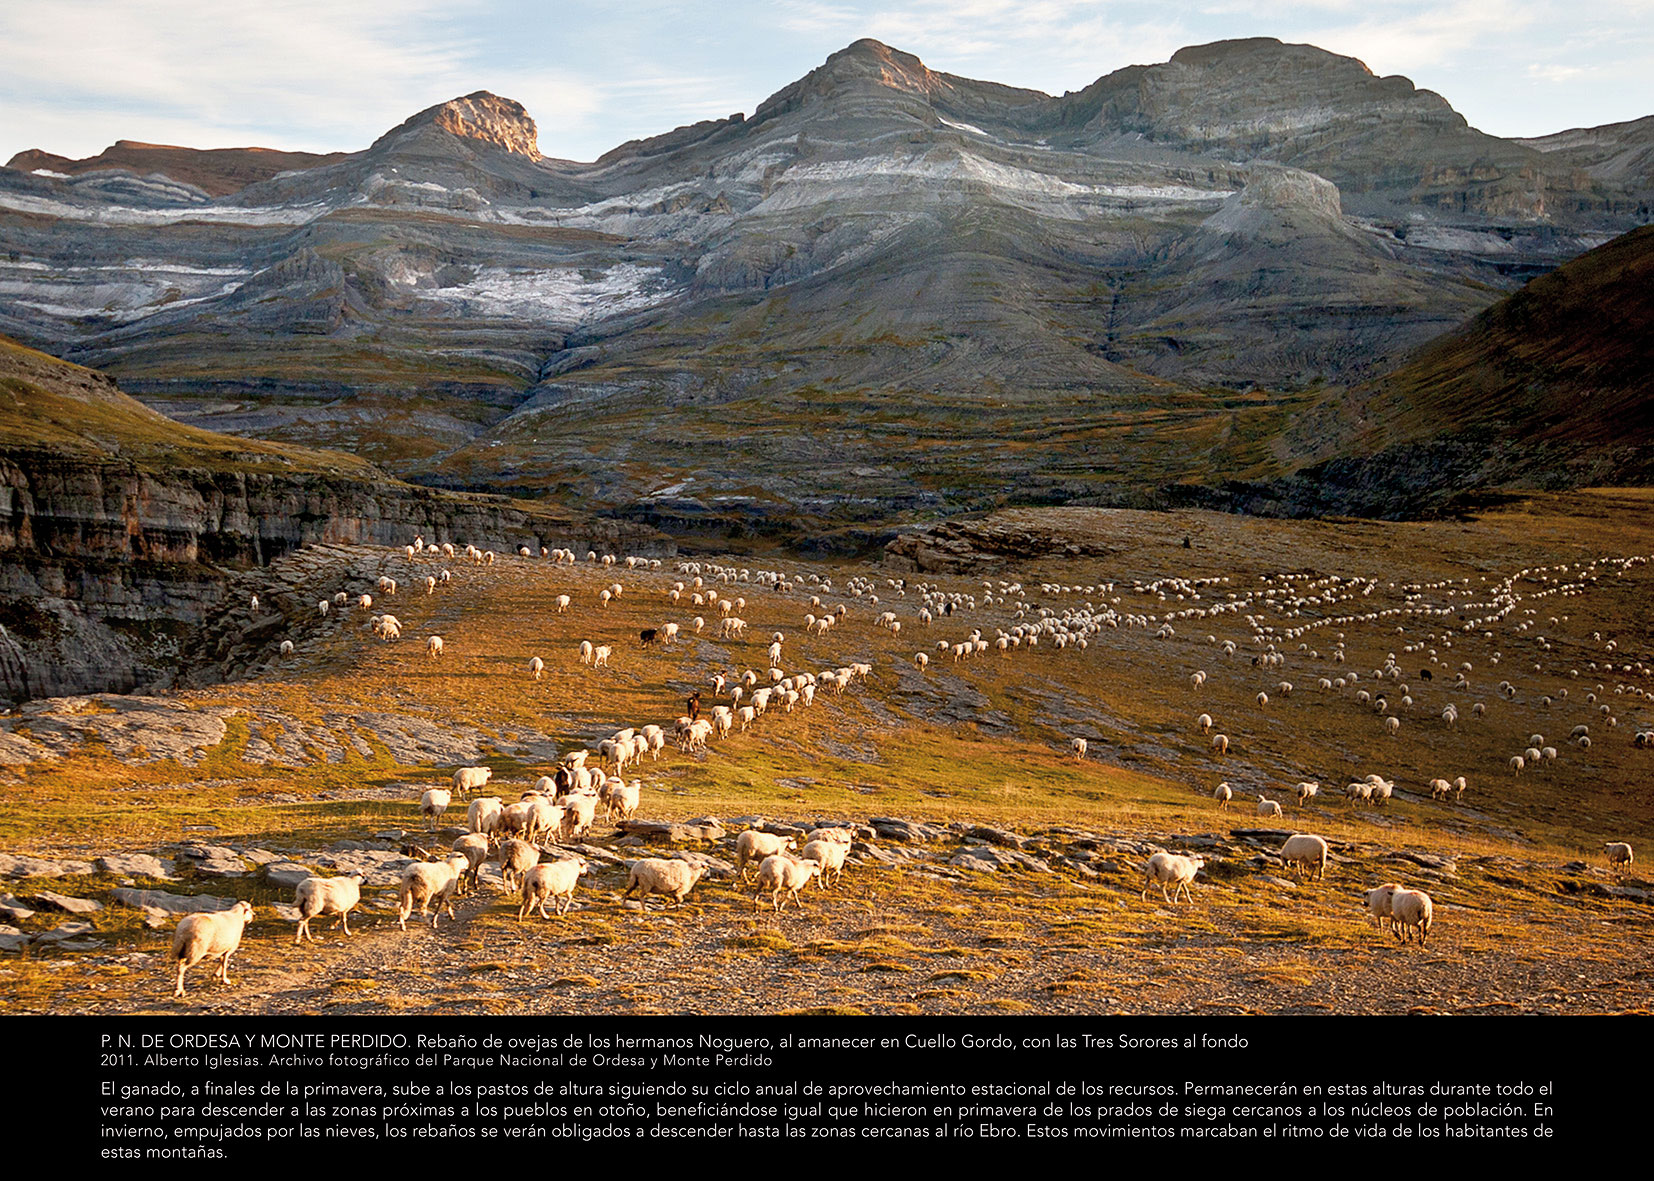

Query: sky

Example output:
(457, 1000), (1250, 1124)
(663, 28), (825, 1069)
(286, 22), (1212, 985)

(2, 0), (1651, 165)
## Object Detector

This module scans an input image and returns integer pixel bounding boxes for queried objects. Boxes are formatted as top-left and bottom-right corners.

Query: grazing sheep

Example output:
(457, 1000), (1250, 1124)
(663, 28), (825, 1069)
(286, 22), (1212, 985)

(467, 796), (503, 837)
(603, 779), (641, 822)
(518, 858), (589, 919)
(318, 600), (330, 617)
(1197, 713), (1213, 734)
(453, 766), (493, 795)
(800, 838), (850, 888)
(1213, 781), (1232, 809)
(560, 794), (598, 842)
(1605, 842), (1635, 869)
(623, 858), (707, 911)
(593, 645), (612, 668)
(397, 855), (471, 930)
(1140, 852), (1205, 904)
(1295, 781), (1320, 806)
(496, 800), (534, 842)
(451, 834), (489, 894)
(735, 830), (797, 881)
(754, 853), (822, 912)
(293, 873), (365, 943)
(419, 788), (452, 829)
(1390, 888), (1433, 944)
(278, 639), (294, 657)
(1211, 733), (1230, 755)
(496, 839), (541, 894)
(1384, 715), (1401, 735)
(1257, 795), (1283, 818)
(171, 900), (257, 998)
(1363, 882), (1402, 932)
(1071, 736), (1088, 761)
(1278, 833), (1329, 880)
(529, 656), (545, 680)
(426, 635), (444, 659)
(556, 595), (572, 613)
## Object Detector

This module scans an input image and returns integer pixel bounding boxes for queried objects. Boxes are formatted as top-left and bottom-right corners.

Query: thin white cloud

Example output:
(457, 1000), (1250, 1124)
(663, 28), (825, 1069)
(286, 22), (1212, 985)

(1527, 63), (1588, 82)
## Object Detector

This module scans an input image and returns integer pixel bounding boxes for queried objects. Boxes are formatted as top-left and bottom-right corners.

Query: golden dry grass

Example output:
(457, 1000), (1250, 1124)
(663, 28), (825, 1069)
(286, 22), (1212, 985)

(2, 490), (1653, 1014)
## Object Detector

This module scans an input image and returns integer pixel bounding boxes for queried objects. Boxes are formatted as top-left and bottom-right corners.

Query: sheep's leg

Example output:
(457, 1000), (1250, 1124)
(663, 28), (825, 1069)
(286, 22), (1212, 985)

(294, 920), (307, 946)
(175, 962), (188, 998)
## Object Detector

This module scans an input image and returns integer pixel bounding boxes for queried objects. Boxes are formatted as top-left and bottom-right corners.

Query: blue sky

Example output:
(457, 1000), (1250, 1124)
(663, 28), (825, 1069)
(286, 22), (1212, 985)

(3, 1), (1650, 164)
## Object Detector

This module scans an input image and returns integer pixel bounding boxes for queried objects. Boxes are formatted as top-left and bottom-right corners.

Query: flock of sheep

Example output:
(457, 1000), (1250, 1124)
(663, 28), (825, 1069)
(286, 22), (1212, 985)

(169, 539), (1652, 998)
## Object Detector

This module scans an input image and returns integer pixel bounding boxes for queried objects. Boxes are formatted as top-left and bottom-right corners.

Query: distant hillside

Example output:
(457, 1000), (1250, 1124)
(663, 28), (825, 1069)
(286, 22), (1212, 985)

(2, 37), (1647, 536)
(6, 141), (350, 198)
(1258, 226), (1654, 516)
(0, 339), (668, 702)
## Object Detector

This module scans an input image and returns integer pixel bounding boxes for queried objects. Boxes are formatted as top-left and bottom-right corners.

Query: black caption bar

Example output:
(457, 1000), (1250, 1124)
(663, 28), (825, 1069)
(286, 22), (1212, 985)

(63, 1016), (1636, 1160)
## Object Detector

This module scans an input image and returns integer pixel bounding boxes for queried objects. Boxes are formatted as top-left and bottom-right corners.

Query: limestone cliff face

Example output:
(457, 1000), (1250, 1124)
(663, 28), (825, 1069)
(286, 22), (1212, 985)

(0, 340), (670, 703)
(376, 90), (541, 159)
(0, 447), (669, 703)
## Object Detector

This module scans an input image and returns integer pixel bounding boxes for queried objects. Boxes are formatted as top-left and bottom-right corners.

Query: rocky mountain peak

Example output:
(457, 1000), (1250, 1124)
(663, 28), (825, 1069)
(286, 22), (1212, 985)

(381, 90), (540, 158)
(824, 38), (941, 93)
(1170, 36), (1371, 76)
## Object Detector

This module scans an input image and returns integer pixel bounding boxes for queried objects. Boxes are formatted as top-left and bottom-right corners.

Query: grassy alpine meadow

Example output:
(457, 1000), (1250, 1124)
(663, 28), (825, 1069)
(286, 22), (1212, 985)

(1, 490), (1652, 1014)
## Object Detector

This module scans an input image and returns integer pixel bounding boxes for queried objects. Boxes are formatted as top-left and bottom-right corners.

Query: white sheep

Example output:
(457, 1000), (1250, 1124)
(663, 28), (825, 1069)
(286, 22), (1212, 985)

(1197, 713), (1213, 734)
(1605, 842), (1635, 869)
(593, 645), (612, 668)
(496, 839), (541, 893)
(1363, 882), (1401, 932)
(1278, 833), (1329, 880)
(623, 858), (707, 911)
(754, 853), (822, 912)
(1295, 781), (1320, 806)
(467, 796), (503, 837)
(452, 766), (493, 795)
(397, 855), (470, 930)
(735, 830), (797, 881)
(800, 838), (850, 888)
(451, 834), (489, 894)
(427, 635), (444, 659)
(171, 901), (256, 997)
(1257, 795), (1283, 818)
(1140, 852), (1205, 904)
(1390, 888), (1434, 944)
(604, 779), (641, 822)
(519, 858), (589, 919)
(419, 788), (452, 829)
(293, 873), (364, 944)
(560, 794), (598, 842)
(1212, 734), (1230, 755)
(1071, 737), (1088, 761)
(529, 656), (545, 680)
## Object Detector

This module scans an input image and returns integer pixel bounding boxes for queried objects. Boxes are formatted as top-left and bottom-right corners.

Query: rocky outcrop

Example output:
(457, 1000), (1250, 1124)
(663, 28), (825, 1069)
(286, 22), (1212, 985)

(373, 91), (541, 159)
(0, 341), (671, 703)
(4, 141), (351, 198)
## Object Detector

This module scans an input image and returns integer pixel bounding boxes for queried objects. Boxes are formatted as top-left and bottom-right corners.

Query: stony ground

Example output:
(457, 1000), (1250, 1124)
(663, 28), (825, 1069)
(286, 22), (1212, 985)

(3, 491), (1652, 1015)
